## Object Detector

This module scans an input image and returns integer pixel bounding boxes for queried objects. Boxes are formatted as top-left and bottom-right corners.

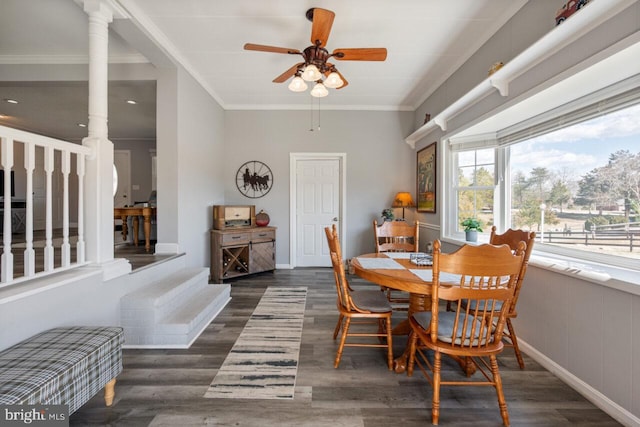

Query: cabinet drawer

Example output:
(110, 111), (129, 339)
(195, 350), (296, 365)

(221, 232), (251, 245)
(251, 229), (275, 242)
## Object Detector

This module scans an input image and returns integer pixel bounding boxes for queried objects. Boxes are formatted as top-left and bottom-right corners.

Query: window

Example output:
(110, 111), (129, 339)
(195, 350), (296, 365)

(446, 101), (640, 267)
(455, 148), (495, 233)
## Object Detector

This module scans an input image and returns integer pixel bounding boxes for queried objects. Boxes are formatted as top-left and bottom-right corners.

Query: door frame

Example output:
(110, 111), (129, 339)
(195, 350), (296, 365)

(289, 152), (347, 268)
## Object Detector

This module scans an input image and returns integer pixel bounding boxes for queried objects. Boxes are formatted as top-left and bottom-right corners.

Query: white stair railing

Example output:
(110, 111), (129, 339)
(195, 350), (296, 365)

(0, 125), (93, 286)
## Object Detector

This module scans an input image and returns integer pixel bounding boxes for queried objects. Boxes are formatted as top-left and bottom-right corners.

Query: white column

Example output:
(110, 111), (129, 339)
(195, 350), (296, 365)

(82, 0), (130, 278)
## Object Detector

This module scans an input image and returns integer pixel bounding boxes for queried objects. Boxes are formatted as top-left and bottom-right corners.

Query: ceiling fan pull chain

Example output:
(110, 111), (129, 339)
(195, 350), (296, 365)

(317, 97), (321, 131)
(309, 95), (314, 132)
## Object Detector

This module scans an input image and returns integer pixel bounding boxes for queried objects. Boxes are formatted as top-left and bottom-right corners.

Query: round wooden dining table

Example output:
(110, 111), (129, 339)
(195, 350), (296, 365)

(350, 253), (433, 373)
(351, 252), (476, 376)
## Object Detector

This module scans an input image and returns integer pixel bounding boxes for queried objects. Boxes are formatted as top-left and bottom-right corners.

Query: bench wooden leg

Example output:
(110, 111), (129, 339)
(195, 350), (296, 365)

(104, 378), (116, 406)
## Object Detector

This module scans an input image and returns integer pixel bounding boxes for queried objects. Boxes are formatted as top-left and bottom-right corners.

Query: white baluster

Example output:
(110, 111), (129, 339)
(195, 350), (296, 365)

(61, 150), (71, 266)
(44, 146), (54, 272)
(24, 142), (35, 276)
(1, 136), (14, 283)
(77, 153), (86, 264)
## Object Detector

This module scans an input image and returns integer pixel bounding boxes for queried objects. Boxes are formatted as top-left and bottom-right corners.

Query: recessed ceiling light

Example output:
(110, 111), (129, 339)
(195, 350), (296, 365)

(77, 123), (87, 128)
(4, 99), (18, 104)
(125, 99), (137, 105)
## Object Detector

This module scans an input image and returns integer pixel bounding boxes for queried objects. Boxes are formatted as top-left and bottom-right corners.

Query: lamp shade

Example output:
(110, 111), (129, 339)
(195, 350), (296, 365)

(392, 192), (415, 220)
(392, 192), (415, 208)
(302, 64), (322, 82)
(310, 82), (328, 98)
(323, 72), (344, 89)
(288, 76), (308, 92)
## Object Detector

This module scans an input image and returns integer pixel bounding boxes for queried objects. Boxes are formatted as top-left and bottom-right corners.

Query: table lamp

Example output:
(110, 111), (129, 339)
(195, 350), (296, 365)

(392, 192), (415, 220)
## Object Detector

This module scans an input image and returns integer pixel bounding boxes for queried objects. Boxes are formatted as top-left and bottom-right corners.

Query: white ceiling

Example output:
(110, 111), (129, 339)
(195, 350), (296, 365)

(0, 0), (528, 140)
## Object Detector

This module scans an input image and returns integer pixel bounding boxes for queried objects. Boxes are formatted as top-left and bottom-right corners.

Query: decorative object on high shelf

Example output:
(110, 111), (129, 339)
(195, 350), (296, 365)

(392, 192), (415, 220)
(488, 61), (504, 76)
(256, 210), (270, 227)
(381, 208), (394, 222)
(236, 161), (274, 198)
(417, 142), (437, 213)
(555, 0), (590, 26)
(461, 217), (483, 242)
(243, 8), (387, 98)
(423, 113), (431, 124)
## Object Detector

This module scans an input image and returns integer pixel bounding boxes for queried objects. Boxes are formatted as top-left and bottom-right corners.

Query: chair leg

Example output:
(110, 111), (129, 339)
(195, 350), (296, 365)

(334, 317), (351, 368)
(406, 330), (418, 377)
(385, 316), (394, 370)
(333, 314), (344, 340)
(490, 355), (510, 426)
(506, 319), (525, 369)
(432, 351), (442, 425)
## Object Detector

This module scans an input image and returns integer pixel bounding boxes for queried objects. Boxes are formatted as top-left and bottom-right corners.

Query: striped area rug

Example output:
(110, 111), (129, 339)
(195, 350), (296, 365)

(204, 286), (307, 399)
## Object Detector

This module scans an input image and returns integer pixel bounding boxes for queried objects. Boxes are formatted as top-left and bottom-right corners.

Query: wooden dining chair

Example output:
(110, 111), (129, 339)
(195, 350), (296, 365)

(407, 240), (525, 426)
(373, 219), (419, 308)
(486, 225), (535, 369)
(448, 226), (535, 369)
(325, 224), (394, 370)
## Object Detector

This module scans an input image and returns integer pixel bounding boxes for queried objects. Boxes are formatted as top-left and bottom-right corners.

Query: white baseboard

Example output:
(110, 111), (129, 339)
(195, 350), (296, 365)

(155, 243), (180, 254)
(519, 340), (639, 427)
(276, 263), (293, 269)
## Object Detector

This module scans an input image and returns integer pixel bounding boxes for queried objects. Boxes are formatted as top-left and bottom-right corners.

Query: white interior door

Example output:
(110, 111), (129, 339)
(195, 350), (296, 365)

(114, 150), (131, 208)
(294, 157), (342, 267)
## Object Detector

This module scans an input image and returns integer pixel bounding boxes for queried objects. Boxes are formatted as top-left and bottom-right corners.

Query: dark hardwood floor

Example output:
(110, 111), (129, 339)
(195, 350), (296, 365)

(70, 268), (621, 427)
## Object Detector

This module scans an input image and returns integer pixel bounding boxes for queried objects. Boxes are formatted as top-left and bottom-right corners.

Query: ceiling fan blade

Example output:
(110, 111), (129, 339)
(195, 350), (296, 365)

(335, 71), (348, 89)
(273, 62), (304, 83)
(244, 43), (301, 55)
(310, 8), (335, 47)
(333, 48), (387, 61)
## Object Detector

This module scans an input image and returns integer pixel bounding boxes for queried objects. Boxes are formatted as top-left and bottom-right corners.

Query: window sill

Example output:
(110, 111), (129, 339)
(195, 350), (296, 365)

(528, 253), (640, 296)
(441, 236), (640, 297)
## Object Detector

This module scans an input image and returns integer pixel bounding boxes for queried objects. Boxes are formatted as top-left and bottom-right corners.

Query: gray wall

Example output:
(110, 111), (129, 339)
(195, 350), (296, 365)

(156, 66), (225, 268)
(114, 139), (155, 204)
(223, 109), (415, 263)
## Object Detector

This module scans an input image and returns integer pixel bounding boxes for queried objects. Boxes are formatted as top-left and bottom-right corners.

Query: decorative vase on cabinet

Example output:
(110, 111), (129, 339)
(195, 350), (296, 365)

(256, 210), (270, 227)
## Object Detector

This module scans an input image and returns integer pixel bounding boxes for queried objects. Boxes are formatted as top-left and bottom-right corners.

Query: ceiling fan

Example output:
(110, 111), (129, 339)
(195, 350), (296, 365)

(244, 7), (387, 97)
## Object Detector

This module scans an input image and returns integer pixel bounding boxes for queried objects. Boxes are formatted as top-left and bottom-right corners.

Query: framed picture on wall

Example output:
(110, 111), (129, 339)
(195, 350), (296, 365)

(417, 142), (436, 213)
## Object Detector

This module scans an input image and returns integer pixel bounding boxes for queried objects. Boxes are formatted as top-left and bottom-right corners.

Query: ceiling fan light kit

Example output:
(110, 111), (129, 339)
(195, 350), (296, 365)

(310, 82), (329, 98)
(244, 7), (387, 97)
(323, 72), (343, 89)
(288, 76), (308, 92)
(302, 64), (322, 82)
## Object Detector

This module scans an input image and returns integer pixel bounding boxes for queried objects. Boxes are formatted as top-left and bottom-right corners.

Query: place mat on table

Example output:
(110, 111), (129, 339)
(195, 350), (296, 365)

(409, 270), (511, 285)
(384, 252), (424, 259)
(355, 257), (404, 269)
(409, 269), (462, 283)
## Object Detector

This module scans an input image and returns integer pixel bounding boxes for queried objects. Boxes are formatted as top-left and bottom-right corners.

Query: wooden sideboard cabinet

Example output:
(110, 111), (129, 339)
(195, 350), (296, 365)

(210, 226), (276, 283)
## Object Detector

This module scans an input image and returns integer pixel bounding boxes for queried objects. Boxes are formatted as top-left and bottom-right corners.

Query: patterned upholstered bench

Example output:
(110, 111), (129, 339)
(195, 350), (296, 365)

(0, 326), (124, 414)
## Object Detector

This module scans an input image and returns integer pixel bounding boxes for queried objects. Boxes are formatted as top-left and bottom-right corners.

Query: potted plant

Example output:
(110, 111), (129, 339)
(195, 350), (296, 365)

(461, 217), (483, 242)
(381, 208), (394, 222)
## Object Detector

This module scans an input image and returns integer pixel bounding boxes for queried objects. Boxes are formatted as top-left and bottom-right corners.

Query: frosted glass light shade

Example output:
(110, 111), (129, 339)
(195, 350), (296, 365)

(288, 76), (308, 92)
(310, 82), (329, 97)
(302, 64), (321, 82)
(324, 72), (344, 88)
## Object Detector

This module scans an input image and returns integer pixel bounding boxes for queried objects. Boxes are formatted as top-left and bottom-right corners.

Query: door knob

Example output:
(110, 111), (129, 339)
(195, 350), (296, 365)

(332, 217), (338, 222)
